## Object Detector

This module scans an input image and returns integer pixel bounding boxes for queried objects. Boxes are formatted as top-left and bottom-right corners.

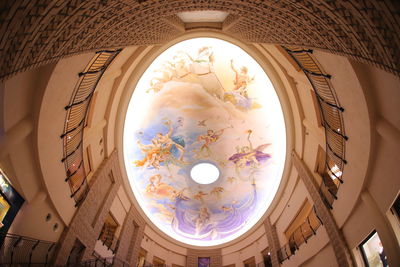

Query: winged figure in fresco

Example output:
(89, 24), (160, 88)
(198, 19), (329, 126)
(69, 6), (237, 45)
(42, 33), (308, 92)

(210, 187), (224, 198)
(134, 120), (185, 169)
(171, 188), (190, 201)
(228, 130), (271, 176)
(146, 62), (177, 93)
(230, 59), (255, 97)
(193, 191), (208, 201)
(195, 125), (233, 158)
(145, 174), (176, 199)
(194, 206), (211, 236)
(223, 59), (260, 111)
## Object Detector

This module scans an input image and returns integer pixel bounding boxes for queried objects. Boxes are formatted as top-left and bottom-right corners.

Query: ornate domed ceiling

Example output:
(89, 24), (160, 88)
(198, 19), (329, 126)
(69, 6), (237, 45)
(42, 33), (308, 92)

(123, 38), (286, 246)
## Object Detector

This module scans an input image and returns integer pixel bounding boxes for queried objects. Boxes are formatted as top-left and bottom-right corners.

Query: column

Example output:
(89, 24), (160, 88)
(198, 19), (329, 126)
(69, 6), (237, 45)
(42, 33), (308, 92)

(292, 151), (354, 267)
(254, 241), (264, 266)
(264, 217), (281, 267)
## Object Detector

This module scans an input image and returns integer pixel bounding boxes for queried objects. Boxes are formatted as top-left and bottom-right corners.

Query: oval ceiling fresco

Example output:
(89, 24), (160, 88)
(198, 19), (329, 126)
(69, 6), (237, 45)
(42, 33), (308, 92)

(123, 38), (286, 246)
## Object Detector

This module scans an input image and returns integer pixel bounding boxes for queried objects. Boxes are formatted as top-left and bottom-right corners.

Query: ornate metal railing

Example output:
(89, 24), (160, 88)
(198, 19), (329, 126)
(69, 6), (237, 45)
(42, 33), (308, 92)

(0, 233), (56, 265)
(99, 224), (119, 253)
(61, 49), (122, 206)
(79, 255), (149, 267)
(79, 257), (129, 267)
(277, 206), (323, 263)
(283, 46), (348, 209)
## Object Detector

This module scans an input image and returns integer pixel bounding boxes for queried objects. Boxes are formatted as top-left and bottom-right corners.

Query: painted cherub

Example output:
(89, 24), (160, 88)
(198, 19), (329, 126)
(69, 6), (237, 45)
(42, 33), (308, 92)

(135, 120), (185, 169)
(210, 187), (224, 197)
(196, 125), (232, 157)
(230, 59), (255, 97)
(193, 191), (208, 201)
(228, 130), (271, 175)
(146, 174), (162, 193)
(145, 174), (176, 199)
(221, 205), (233, 212)
(147, 62), (176, 93)
(171, 188), (189, 201)
(154, 120), (185, 161)
(135, 139), (163, 169)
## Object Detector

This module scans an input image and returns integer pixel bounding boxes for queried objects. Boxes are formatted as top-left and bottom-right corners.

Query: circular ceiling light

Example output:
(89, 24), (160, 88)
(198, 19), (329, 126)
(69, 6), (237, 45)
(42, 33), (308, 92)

(123, 37), (286, 246)
(190, 163), (220, 184)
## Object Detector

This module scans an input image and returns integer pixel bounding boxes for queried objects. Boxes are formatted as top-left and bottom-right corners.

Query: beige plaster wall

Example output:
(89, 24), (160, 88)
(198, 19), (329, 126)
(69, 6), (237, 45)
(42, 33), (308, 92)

(2, 29), (399, 267)
(299, 243), (338, 267)
(8, 191), (64, 242)
(36, 52), (95, 225)
(1, 64), (54, 201)
(274, 179), (310, 244)
(1, 62), (71, 242)
(221, 229), (267, 266)
(280, 227), (332, 267)
(141, 233), (187, 266)
(313, 51), (372, 227)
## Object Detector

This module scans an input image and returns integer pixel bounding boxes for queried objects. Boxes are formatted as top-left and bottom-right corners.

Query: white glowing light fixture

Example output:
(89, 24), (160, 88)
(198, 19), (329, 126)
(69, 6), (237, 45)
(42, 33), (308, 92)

(190, 163), (220, 184)
(177, 11), (229, 23)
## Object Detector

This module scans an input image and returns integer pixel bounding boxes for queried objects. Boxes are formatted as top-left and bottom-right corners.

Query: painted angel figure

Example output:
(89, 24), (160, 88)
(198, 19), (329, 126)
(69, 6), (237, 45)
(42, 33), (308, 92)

(154, 120), (185, 161)
(134, 139), (164, 169)
(228, 130), (271, 175)
(230, 59), (255, 97)
(147, 62), (176, 93)
(196, 125), (232, 157)
(134, 120), (185, 169)
(195, 206), (210, 236)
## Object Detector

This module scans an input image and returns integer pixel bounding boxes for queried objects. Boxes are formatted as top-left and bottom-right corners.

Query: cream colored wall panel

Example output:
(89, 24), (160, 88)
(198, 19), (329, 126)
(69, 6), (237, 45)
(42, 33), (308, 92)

(117, 186), (131, 212)
(275, 179), (309, 244)
(299, 243), (338, 267)
(270, 167), (299, 224)
(3, 68), (38, 132)
(143, 225), (187, 255)
(280, 227), (331, 267)
(8, 138), (41, 201)
(368, 137), (400, 214)
(221, 225), (266, 255)
(37, 52), (94, 225)
(9, 192), (65, 242)
(110, 193), (127, 226)
(341, 199), (373, 249)
(313, 51), (372, 228)
(141, 234), (187, 266)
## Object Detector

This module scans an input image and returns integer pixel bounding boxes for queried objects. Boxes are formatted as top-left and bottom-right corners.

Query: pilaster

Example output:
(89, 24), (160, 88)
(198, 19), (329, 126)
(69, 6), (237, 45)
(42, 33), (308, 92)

(264, 217), (281, 267)
(53, 150), (121, 265)
(292, 151), (353, 267)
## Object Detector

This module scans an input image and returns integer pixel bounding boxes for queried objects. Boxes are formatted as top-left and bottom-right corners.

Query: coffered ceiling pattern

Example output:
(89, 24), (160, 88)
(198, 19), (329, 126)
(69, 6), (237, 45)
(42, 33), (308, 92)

(0, 0), (399, 81)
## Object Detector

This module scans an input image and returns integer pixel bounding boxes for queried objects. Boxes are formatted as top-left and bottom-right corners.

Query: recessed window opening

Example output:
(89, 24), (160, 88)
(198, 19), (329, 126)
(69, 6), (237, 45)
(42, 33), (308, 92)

(359, 231), (388, 267)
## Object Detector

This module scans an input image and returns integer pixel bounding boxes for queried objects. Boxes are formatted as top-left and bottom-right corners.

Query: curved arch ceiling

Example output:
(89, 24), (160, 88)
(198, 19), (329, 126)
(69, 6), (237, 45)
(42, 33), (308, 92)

(123, 38), (286, 246)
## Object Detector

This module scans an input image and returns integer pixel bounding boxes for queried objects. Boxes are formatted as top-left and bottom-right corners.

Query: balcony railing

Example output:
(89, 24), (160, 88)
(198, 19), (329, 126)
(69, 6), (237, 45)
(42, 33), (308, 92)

(0, 233), (56, 265)
(283, 46), (348, 209)
(79, 256), (130, 267)
(61, 49), (122, 206)
(278, 206), (323, 263)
